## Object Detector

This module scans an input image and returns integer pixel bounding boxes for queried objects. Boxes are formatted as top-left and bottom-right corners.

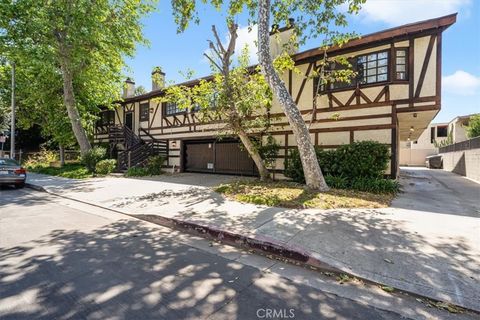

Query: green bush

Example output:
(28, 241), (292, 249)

(349, 177), (399, 194)
(145, 155), (166, 175)
(285, 141), (390, 183)
(125, 166), (149, 177)
(284, 141), (395, 194)
(81, 147), (106, 172)
(95, 159), (117, 175)
(24, 149), (58, 169)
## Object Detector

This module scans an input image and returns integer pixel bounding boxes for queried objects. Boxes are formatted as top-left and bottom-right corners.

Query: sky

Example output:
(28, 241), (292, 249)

(125, 0), (480, 123)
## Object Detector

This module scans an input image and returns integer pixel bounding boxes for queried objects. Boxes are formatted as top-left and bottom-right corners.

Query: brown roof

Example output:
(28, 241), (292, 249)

(123, 13), (457, 104)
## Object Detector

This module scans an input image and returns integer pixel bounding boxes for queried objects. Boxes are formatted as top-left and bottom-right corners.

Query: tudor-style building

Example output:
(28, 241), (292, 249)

(94, 14), (457, 178)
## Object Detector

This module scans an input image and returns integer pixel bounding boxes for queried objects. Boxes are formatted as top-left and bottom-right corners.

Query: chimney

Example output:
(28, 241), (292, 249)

(152, 67), (165, 91)
(269, 18), (298, 59)
(123, 78), (135, 98)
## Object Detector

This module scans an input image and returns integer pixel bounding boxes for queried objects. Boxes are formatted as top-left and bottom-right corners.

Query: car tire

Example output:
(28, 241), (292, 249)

(15, 183), (25, 189)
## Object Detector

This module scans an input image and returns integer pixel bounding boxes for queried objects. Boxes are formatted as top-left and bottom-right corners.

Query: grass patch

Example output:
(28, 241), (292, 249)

(28, 162), (92, 179)
(214, 180), (394, 209)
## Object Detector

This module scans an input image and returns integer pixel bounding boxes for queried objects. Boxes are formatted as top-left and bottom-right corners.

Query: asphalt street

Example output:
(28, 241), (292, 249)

(0, 187), (474, 320)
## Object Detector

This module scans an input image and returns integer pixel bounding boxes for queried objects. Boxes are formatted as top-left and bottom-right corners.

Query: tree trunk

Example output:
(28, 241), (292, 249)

(58, 43), (92, 156)
(257, 0), (329, 191)
(59, 144), (65, 167)
(237, 130), (271, 181)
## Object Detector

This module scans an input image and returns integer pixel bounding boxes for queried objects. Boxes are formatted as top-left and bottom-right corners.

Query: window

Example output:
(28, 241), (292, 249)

(140, 103), (149, 121)
(437, 126), (448, 137)
(357, 51), (389, 84)
(164, 102), (183, 116)
(395, 49), (408, 80)
(97, 110), (115, 127)
(316, 50), (389, 92)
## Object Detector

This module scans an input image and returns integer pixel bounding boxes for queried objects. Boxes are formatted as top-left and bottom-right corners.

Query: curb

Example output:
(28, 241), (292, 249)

(25, 182), (479, 314)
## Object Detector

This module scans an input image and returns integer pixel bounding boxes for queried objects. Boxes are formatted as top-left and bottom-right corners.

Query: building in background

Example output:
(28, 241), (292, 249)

(400, 114), (473, 166)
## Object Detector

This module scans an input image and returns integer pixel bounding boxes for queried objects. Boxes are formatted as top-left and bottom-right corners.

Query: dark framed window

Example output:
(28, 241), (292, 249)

(357, 51), (389, 84)
(164, 102), (183, 116)
(437, 126), (448, 137)
(98, 110), (115, 127)
(140, 103), (149, 121)
(316, 50), (389, 93)
(395, 49), (408, 80)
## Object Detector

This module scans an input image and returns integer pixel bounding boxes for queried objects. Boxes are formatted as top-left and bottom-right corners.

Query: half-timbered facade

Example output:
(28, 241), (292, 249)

(94, 14), (456, 178)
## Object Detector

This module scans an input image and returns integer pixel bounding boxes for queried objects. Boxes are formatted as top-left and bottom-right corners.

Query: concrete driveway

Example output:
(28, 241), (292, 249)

(26, 168), (480, 311)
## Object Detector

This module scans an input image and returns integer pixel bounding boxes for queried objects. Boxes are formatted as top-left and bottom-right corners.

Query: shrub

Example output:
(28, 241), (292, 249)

(285, 141), (390, 183)
(82, 147), (106, 172)
(349, 177), (399, 194)
(145, 155), (166, 175)
(284, 141), (396, 194)
(465, 114), (480, 138)
(335, 141), (390, 179)
(125, 166), (149, 177)
(24, 149), (58, 169)
(95, 159), (117, 175)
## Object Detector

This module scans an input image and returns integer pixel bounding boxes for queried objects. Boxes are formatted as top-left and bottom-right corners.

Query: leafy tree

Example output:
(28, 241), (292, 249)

(134, 85), (148, 96)
(0, 0), (156, 156)
(162, 23), (273, 180)
(170, 0), (364, 190)
(465, 114), (480, 138)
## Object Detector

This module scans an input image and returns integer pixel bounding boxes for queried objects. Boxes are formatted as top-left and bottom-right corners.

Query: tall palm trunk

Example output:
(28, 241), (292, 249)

(257, 0), (328, 191)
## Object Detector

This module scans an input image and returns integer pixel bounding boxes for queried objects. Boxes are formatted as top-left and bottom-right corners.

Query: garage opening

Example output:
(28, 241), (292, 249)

(183, 139), (257, 176)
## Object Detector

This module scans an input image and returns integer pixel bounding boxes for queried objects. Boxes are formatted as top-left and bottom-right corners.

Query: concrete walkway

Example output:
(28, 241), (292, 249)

(25, 169), (480, 311)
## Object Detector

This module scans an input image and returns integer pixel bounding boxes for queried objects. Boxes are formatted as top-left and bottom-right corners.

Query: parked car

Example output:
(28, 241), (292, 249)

(0, 158), (27, 188)
(425, 155), (443, 169)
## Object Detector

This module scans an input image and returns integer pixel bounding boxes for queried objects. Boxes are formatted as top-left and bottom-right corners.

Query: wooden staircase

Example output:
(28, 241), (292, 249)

(108, 126), (168, 171)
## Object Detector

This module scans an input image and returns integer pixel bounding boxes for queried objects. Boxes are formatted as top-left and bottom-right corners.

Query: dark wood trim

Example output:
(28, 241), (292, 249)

(390, 106), (398, 178)
(284, 133), (288, 156)
(288, 70), (292, 95)
(359, 90), (372, 104)
(436, 32), (442, 104)
(328, 92), (333, 109)
(345, 91), (356, 107)
(330, 94), (343, 107)
(292, 14), (456, 64)
(269, 123), (395, 136)
(114, 108), (122, 125)
(294, 62), (314, 105)
(314, 132), (319, 145)
(149, 103), (160, 129)
(350, 131), (354, 143)
(272, 113), (392, 127)
(355, 88), (361, 105)
(414, 35), (436, 98)
(408, 38), (414, 107)
(396, 105), (439, 113)
(373, 86), (387, 103)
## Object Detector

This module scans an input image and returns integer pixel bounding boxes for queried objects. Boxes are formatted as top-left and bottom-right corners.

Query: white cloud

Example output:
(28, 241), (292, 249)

(357, 0), (471, 26)
(234, 24), (258, 64)
(203, 24), (258, 66)
(442, 70), (480, 96)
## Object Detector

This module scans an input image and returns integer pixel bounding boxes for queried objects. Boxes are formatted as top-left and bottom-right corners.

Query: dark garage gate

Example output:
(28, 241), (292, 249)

(183, 139), (257, 176)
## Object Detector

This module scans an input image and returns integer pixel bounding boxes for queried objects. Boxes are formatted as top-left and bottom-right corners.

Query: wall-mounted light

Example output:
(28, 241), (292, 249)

(150, 108), (154, 113)
(413, 113), (418, 118)
(171, 140), (177, 148)
(410, 126), (415, 132)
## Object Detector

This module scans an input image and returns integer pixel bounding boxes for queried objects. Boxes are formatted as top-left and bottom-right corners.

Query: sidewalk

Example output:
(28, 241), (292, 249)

(25, 169), (480, 311)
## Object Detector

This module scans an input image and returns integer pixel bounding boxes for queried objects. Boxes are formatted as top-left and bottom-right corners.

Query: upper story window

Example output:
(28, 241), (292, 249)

(140, 103), (149, 121)
(437, 126), (448, 137)
(395, 49), (408, 80)
(357, 51), (389, 84)
(164, 102), (183, 116)
(317, 50), (390, 92)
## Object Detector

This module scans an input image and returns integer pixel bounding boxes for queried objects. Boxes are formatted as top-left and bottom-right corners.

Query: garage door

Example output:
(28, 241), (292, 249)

(184, 140), (257, 176)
